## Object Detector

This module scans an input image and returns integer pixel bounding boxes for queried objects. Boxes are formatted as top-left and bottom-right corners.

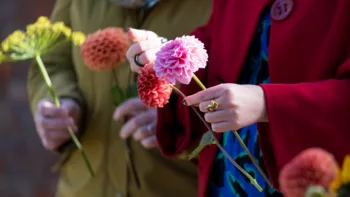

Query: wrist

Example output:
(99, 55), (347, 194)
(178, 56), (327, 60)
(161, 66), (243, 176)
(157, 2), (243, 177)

(255, 85), (268, 122)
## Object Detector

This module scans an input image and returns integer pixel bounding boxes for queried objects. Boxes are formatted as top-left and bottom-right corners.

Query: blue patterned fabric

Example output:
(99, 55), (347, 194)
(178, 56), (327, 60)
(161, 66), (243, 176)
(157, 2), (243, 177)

(207, 6), (282, 197)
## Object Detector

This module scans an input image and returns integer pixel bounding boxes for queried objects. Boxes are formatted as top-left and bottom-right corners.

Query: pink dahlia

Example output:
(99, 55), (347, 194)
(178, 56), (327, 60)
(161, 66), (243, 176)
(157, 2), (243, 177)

(279, 148), (338, 197)
(81, 27), (131, 71)
(154, 35), (208, 84)
(137, 62), (172, 108)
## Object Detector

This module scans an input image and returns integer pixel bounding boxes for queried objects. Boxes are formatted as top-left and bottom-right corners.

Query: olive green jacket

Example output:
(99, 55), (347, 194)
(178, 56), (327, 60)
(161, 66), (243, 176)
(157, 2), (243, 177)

(27, 0), (211, 197)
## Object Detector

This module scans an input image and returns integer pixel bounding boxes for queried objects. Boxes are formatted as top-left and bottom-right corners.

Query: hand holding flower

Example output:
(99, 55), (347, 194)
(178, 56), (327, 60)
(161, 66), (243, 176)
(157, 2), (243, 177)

(0, 16), (94, 176)
(113, 97), (158, 149)
(183, 83), (268, 132)
(35, 98), (80, 151)
(126, 28), (167, 73)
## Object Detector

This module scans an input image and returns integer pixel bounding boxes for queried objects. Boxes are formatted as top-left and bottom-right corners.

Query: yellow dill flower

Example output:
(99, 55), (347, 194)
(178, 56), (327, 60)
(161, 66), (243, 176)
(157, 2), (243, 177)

(62, 26), (72, 37)
(1, 30), (26, 52)
(71, 32), (86, 46)
(331, 155), (350, 192)
(52, 22), (64, 32)
(52, 22), (72, 37)
(36, 16), (51, 26)
(0, 16), (84, 61)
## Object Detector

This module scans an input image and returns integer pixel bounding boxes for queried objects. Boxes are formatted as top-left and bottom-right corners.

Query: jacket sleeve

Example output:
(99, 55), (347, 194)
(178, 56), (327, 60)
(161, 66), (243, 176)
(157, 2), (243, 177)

(27, 0), (85, 114)
(258, 58), (350, 187)
(156, 0), (216, 157)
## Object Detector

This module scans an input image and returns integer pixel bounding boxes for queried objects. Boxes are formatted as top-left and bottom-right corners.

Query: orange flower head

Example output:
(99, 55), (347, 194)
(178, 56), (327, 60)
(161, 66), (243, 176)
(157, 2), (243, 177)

(81, 27), (131, 71)
(279, 148), (338, 197)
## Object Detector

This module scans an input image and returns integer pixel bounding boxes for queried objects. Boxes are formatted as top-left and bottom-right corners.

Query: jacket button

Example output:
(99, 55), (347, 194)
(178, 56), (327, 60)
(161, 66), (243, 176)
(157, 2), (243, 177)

(271, 0), (294, 21)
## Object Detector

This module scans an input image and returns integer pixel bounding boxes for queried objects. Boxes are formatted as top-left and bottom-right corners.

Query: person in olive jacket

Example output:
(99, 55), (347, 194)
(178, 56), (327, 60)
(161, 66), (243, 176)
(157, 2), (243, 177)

(27, 0), (211, 197)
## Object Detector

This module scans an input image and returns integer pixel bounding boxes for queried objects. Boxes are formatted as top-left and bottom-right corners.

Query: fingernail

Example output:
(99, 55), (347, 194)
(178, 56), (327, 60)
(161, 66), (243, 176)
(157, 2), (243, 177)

(182, 99), (188, 106)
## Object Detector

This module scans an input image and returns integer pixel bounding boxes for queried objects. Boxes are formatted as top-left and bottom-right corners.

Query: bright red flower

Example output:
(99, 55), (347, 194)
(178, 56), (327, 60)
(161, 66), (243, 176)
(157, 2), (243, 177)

(81, 27), (131, 71)
(279, 148), (339, 197)
(137, 62), (172, 108)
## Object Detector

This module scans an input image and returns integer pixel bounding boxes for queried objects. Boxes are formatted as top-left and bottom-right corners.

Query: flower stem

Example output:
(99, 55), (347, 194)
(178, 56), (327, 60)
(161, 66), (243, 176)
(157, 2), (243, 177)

(191, 74), (273, 188)
(170, 84), (263, 192)
(231, 130), (273, 188)
(35, 54), (95, 177)
(192, 74), (206, 90)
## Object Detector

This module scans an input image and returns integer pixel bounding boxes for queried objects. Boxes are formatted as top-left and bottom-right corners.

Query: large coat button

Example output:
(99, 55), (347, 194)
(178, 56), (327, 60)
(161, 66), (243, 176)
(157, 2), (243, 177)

(271, 0), (294, 21)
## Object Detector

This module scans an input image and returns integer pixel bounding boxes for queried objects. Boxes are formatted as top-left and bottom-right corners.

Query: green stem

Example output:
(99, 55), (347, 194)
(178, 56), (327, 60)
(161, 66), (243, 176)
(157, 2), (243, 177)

(170, 85), (262, 192)
(191, 74), (273, 188)
(232, 130), (273, 188)
(35, 54), (95, 177)
(192, 74), (206, 90)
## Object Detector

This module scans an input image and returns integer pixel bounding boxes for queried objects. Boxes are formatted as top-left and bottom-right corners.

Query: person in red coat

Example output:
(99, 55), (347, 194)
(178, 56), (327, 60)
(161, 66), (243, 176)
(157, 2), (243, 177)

(119, 0), (350, 196)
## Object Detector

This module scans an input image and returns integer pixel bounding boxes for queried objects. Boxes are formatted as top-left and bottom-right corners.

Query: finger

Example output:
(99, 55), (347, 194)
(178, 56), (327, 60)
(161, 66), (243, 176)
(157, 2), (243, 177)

(42, 138), (68, 151)
(211, 121), (233, 133)
(127, 28), (158, 42)
(199, 99), (224, 113)
(126, 39), (162, 62)
(141, 136), (158, 149)
(133, 124), (154, 141)
(37, 100), (69, 118)
(204, 110), (232, 123)
(39, 129), (72, 142)
(119, 110), (155, 139)
(136, 48), (159, 65)
(113, 98), (148, 120)
(35, 116), (77, 130)
(183, 85), (224, 106)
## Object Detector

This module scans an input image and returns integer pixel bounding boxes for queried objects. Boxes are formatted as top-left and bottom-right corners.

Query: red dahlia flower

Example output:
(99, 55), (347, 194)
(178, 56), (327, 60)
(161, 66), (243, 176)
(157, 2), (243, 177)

(137, 62), (172, 108)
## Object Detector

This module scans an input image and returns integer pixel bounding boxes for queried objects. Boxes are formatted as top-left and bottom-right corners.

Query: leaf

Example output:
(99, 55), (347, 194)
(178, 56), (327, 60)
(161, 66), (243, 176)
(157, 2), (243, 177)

(111, 85), (126, 106)
(188, 131), (216, 160)
(126, 83), (138, 99)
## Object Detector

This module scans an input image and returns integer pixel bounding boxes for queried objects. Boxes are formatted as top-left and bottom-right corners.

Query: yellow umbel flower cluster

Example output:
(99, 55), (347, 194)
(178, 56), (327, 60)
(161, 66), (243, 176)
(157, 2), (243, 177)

(0, 16), (86, 61)
(331, 155), (350, 193)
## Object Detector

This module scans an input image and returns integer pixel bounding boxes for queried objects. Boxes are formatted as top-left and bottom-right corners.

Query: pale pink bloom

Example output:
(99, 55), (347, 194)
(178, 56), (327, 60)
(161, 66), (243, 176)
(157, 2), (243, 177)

(154, 35), (208, 84)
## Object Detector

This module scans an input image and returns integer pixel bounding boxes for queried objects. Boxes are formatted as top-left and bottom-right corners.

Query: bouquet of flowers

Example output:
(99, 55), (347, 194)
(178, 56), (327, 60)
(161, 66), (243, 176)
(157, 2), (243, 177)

(0, 16), (94, 177)
(136, 35), (272, 191)
(279, 148), (350, 197)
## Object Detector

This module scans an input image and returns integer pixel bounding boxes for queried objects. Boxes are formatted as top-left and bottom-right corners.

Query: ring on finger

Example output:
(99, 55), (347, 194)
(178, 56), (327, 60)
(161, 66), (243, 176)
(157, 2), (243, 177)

(159, 37), (168, 44)
(206, 100), (220, 112)
(134, 54), (144, 67)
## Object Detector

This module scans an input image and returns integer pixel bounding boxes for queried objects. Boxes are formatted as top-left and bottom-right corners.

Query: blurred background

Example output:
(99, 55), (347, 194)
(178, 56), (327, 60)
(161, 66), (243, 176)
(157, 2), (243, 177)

(0, 0), (58, 196)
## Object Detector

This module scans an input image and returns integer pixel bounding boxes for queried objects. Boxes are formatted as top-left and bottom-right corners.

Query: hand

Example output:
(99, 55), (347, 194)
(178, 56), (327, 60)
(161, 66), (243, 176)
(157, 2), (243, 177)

(113, 98), (158, 149)
(34, 98), (81, 151)
(126, 28), (165, 73)
(183, 84), (268, 132)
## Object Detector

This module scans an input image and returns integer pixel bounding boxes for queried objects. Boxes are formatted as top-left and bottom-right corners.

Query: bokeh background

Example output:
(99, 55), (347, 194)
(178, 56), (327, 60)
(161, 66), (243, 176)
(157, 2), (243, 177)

(0, 0), (58, 196)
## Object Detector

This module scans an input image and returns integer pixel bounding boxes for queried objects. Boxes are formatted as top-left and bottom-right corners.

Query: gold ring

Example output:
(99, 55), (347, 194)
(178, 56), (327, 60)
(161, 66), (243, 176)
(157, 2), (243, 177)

(206, 100), (219, 112)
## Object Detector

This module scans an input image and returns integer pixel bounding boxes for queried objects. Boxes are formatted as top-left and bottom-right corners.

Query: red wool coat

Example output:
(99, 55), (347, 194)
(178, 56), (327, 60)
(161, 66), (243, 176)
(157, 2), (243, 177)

(156, 0), (350, 196)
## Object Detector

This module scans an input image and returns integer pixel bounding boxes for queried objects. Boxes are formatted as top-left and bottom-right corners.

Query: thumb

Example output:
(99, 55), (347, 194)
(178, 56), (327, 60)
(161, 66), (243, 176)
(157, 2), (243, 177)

(113, 98), (148, 120)
(127, 28), (158, 42)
